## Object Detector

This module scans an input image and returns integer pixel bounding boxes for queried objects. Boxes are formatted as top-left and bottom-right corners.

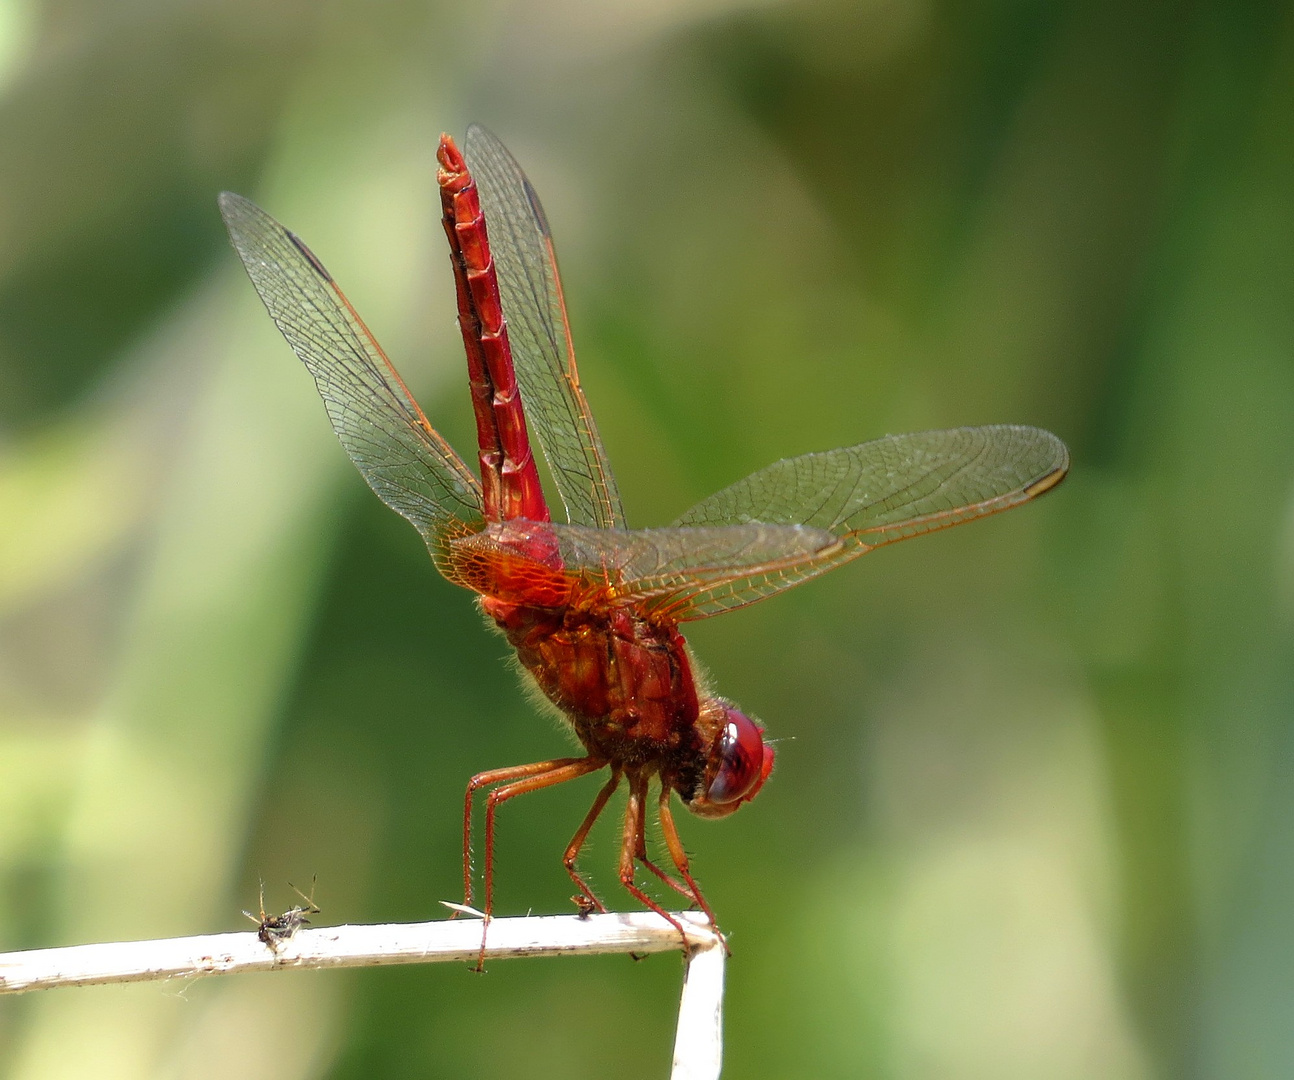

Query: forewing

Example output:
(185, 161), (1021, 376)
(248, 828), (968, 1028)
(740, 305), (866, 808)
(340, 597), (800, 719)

(220, 193), (484, 566)
(463, 125), (625, 530)
(666, 425), (1068, 617)
(540, 522), (841, 615)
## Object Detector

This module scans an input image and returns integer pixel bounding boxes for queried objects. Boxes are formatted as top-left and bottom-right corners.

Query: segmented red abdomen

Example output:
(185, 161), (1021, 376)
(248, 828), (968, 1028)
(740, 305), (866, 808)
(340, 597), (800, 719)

(437, 134), (549, 524)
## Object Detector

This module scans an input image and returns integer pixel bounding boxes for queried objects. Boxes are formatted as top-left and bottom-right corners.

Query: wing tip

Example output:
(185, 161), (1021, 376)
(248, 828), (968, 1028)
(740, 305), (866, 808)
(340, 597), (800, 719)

(986, 424), (1071, 499)
(464, 121), (499, 146)
(216, 192), (333, 284)
(1024, 427), (1070, 498)
(1024, 462), (1069, 499)
(217, 190), (254, 229)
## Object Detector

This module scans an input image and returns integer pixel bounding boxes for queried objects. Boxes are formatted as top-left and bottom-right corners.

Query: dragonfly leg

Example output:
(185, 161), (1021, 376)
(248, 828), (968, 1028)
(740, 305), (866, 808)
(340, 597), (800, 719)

(657, 785), (727, 951)
(618, 772), (689, 945)
(474, 756), (605, 969)
(562, 768), (622, 915)
(632, 782), (698, 905)
(462, 757), (587, 911)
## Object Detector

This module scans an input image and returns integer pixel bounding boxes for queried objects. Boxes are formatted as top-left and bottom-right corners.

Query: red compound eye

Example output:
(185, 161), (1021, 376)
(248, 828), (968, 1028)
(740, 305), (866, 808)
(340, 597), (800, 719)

(705, 707), (773, 806)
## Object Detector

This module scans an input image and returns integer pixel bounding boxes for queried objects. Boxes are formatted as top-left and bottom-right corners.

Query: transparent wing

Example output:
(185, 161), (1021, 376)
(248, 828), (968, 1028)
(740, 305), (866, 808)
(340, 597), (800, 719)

(448, 520), (840, 613)
(220, 192), (485, 567)
(463, 125), (625, 530)
(551, 521), (840, 603)
(664, 425), (1069, 618)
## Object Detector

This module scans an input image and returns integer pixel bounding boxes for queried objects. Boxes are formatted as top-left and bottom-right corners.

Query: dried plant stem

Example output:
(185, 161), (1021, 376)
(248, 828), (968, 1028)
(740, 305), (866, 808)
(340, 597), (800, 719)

(0, 911), (725, 1080)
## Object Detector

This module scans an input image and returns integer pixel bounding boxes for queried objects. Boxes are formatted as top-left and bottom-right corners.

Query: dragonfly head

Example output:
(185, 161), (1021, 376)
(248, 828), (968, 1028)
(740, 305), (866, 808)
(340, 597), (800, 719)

(685, 703), (775, 819)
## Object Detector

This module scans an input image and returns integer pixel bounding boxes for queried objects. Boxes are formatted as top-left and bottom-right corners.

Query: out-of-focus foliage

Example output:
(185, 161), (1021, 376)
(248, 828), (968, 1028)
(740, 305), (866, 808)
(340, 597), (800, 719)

(0, 0), (1291, 1076)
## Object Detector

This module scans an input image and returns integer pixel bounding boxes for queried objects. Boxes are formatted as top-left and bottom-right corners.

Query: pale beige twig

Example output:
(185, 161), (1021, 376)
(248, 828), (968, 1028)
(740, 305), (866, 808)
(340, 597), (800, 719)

(0, 910), (725, 1080)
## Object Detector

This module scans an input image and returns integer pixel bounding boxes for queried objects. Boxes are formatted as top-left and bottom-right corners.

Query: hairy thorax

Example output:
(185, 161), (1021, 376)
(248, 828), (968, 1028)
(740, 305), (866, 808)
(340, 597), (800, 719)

(479, 596), (702, 769)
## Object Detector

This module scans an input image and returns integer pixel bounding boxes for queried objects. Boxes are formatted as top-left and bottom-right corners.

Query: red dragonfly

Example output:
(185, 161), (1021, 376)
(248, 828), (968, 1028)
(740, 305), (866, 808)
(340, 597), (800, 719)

(219, 125), (1068, 941)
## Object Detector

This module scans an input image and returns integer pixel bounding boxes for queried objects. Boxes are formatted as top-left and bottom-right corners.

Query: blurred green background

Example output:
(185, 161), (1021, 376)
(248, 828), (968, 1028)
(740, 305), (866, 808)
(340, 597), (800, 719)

(0, 0), (1291, 1076)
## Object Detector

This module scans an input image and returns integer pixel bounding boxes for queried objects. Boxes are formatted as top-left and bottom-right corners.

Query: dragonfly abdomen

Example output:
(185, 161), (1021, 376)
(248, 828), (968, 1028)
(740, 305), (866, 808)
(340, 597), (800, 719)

(438, 135), (548, 524)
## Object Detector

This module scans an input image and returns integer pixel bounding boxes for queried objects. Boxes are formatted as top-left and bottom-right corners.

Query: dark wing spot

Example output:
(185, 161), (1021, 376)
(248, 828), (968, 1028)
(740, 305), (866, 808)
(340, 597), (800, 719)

(523, 177), (552, 239)
(287, 229), (334, 282)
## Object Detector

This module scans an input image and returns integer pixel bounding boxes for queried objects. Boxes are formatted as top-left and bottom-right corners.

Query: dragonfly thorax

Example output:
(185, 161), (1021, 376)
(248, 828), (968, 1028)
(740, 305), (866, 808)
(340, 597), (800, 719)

(483, 596), (702, 761)
(481, 593), (773, 817)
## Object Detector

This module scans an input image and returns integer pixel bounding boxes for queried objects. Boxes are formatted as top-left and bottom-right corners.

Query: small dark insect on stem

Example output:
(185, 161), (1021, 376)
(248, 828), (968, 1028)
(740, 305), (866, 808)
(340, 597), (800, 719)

(243, 876), (320, 951)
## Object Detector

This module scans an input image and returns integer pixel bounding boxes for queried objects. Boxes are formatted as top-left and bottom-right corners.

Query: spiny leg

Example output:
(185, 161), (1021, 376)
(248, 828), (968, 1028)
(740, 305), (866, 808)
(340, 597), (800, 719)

(476, 756), (605, 969)
(461, 757), (587, 911)
(562, 768), (622, 915)
(618, 771), (688, 943)
(657, 784), (725, 947)
(633, 780), (698, 905)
